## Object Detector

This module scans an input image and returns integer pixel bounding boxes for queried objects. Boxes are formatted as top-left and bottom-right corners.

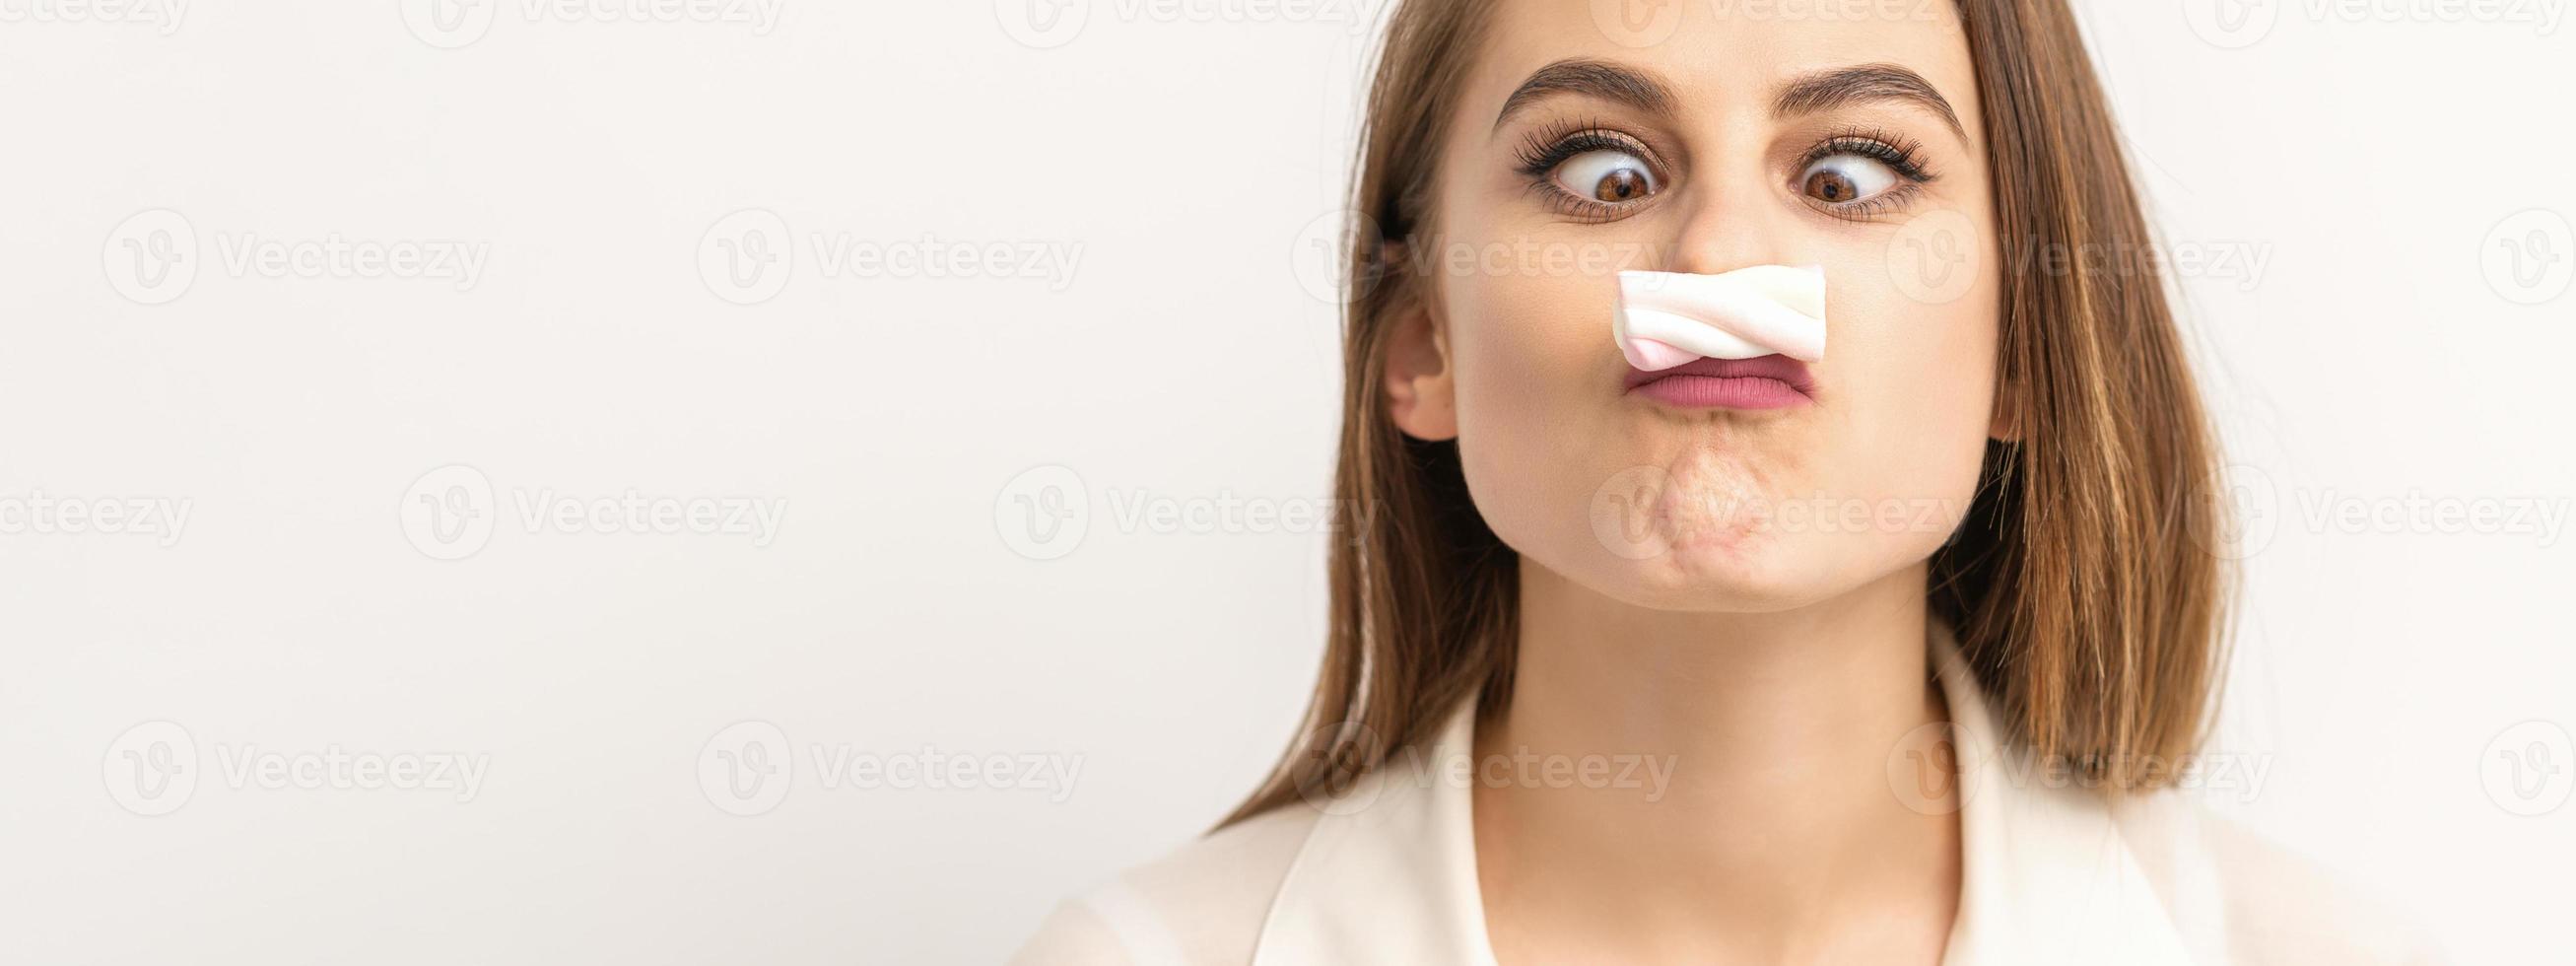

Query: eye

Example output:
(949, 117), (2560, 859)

(1797, 153), (1901, 205)
(1792, 132), (1936, 215)
(1552, 149), (1660, 204)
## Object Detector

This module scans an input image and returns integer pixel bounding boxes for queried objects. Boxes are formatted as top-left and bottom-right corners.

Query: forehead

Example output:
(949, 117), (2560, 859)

(1464, 0), (1983, 130)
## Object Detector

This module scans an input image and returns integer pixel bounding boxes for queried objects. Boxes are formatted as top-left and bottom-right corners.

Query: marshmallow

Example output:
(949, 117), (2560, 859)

(1613, 265), (1827, 370)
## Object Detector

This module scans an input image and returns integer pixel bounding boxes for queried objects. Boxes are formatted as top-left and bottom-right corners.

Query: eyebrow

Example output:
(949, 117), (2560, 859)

(1492, 58), (1675, 132)
(1770, 63), (1966, 140)
(1491, 58), (1967, 142)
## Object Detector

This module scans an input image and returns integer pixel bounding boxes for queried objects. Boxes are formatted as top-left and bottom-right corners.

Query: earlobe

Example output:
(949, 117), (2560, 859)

(1988, 379), (2022, 443)
(1384, 300), (1459, 442)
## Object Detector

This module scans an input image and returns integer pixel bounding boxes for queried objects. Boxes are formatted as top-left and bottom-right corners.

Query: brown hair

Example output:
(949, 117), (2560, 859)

(1223, 0), (2230, 825)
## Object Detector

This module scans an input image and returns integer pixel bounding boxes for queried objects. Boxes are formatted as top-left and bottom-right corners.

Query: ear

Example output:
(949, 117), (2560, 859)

(1988, 370), (2022, 443)
(1384, 289), (1458, 443)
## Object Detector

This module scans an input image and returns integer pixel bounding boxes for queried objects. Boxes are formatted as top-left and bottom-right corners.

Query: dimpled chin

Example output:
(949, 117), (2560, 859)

(1652, 447), (1770, 553)
(1619, 447), (1824, 610)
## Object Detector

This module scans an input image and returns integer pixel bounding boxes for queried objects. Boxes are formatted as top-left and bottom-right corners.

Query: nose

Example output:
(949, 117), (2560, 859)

(1661, 176), (1809, 277)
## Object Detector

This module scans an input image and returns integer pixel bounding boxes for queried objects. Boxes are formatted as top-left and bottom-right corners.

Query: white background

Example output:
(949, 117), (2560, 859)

(1, 0), (2569, 963)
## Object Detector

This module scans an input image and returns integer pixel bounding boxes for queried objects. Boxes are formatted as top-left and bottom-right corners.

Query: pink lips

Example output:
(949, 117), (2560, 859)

(1624, 354), (1816, 409)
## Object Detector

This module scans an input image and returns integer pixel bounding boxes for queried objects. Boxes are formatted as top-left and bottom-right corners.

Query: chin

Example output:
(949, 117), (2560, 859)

(1603, 541), (1851, 614)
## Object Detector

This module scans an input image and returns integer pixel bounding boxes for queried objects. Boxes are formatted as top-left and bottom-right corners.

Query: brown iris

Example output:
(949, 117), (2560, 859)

(1594, 168), (1648, 202)
(1803, 169), (1859, 203)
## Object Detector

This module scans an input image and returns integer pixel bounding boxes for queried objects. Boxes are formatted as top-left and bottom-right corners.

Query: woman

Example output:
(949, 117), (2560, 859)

(1017, 0), (2436, 962)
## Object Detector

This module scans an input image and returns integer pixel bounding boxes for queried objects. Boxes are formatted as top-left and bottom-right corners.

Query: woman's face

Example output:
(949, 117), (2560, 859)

(1393, 1), (2004, 612)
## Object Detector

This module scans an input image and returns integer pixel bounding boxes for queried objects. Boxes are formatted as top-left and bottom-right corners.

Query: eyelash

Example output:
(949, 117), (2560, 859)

(1796, 126), (1937, 221)
(1511, 122), (1940, 222)
(1511, 118), (1661, 223)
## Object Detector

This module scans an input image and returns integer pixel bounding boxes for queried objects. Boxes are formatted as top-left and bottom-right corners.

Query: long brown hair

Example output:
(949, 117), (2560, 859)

(1223, 0), (2230, 826)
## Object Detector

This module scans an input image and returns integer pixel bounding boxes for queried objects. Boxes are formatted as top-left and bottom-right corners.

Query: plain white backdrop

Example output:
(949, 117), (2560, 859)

(1, 0), (2569, 962)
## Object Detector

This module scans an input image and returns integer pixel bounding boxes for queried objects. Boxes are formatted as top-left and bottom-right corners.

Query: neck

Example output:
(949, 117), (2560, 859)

(1472, 560), (1960, 964)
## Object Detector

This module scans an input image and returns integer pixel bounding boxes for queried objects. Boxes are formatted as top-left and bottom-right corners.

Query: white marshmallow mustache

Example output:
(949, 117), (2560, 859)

(1613, 265), (1827, 371)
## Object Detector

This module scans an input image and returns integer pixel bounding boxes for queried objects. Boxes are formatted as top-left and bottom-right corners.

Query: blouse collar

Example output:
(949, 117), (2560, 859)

(1249, 622), (2195, 965)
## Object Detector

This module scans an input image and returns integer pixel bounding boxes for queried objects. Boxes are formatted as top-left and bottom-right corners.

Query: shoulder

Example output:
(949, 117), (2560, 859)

(2113, 794), (2447, 965)
(1008, 803), (1322, 966)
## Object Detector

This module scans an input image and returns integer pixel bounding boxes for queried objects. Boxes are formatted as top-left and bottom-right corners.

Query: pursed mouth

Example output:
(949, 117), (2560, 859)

(1623, 354), (1817, 409)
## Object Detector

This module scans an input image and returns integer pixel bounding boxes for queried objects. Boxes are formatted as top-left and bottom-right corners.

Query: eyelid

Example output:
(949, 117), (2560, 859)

(1512, 120), (1672, 222)
(1512, 121), (1666, 178)
(1796, 128), (1936, 183)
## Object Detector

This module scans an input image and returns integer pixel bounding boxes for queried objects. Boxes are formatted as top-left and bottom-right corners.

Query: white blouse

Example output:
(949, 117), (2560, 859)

(1013, 627), (2442, 965)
